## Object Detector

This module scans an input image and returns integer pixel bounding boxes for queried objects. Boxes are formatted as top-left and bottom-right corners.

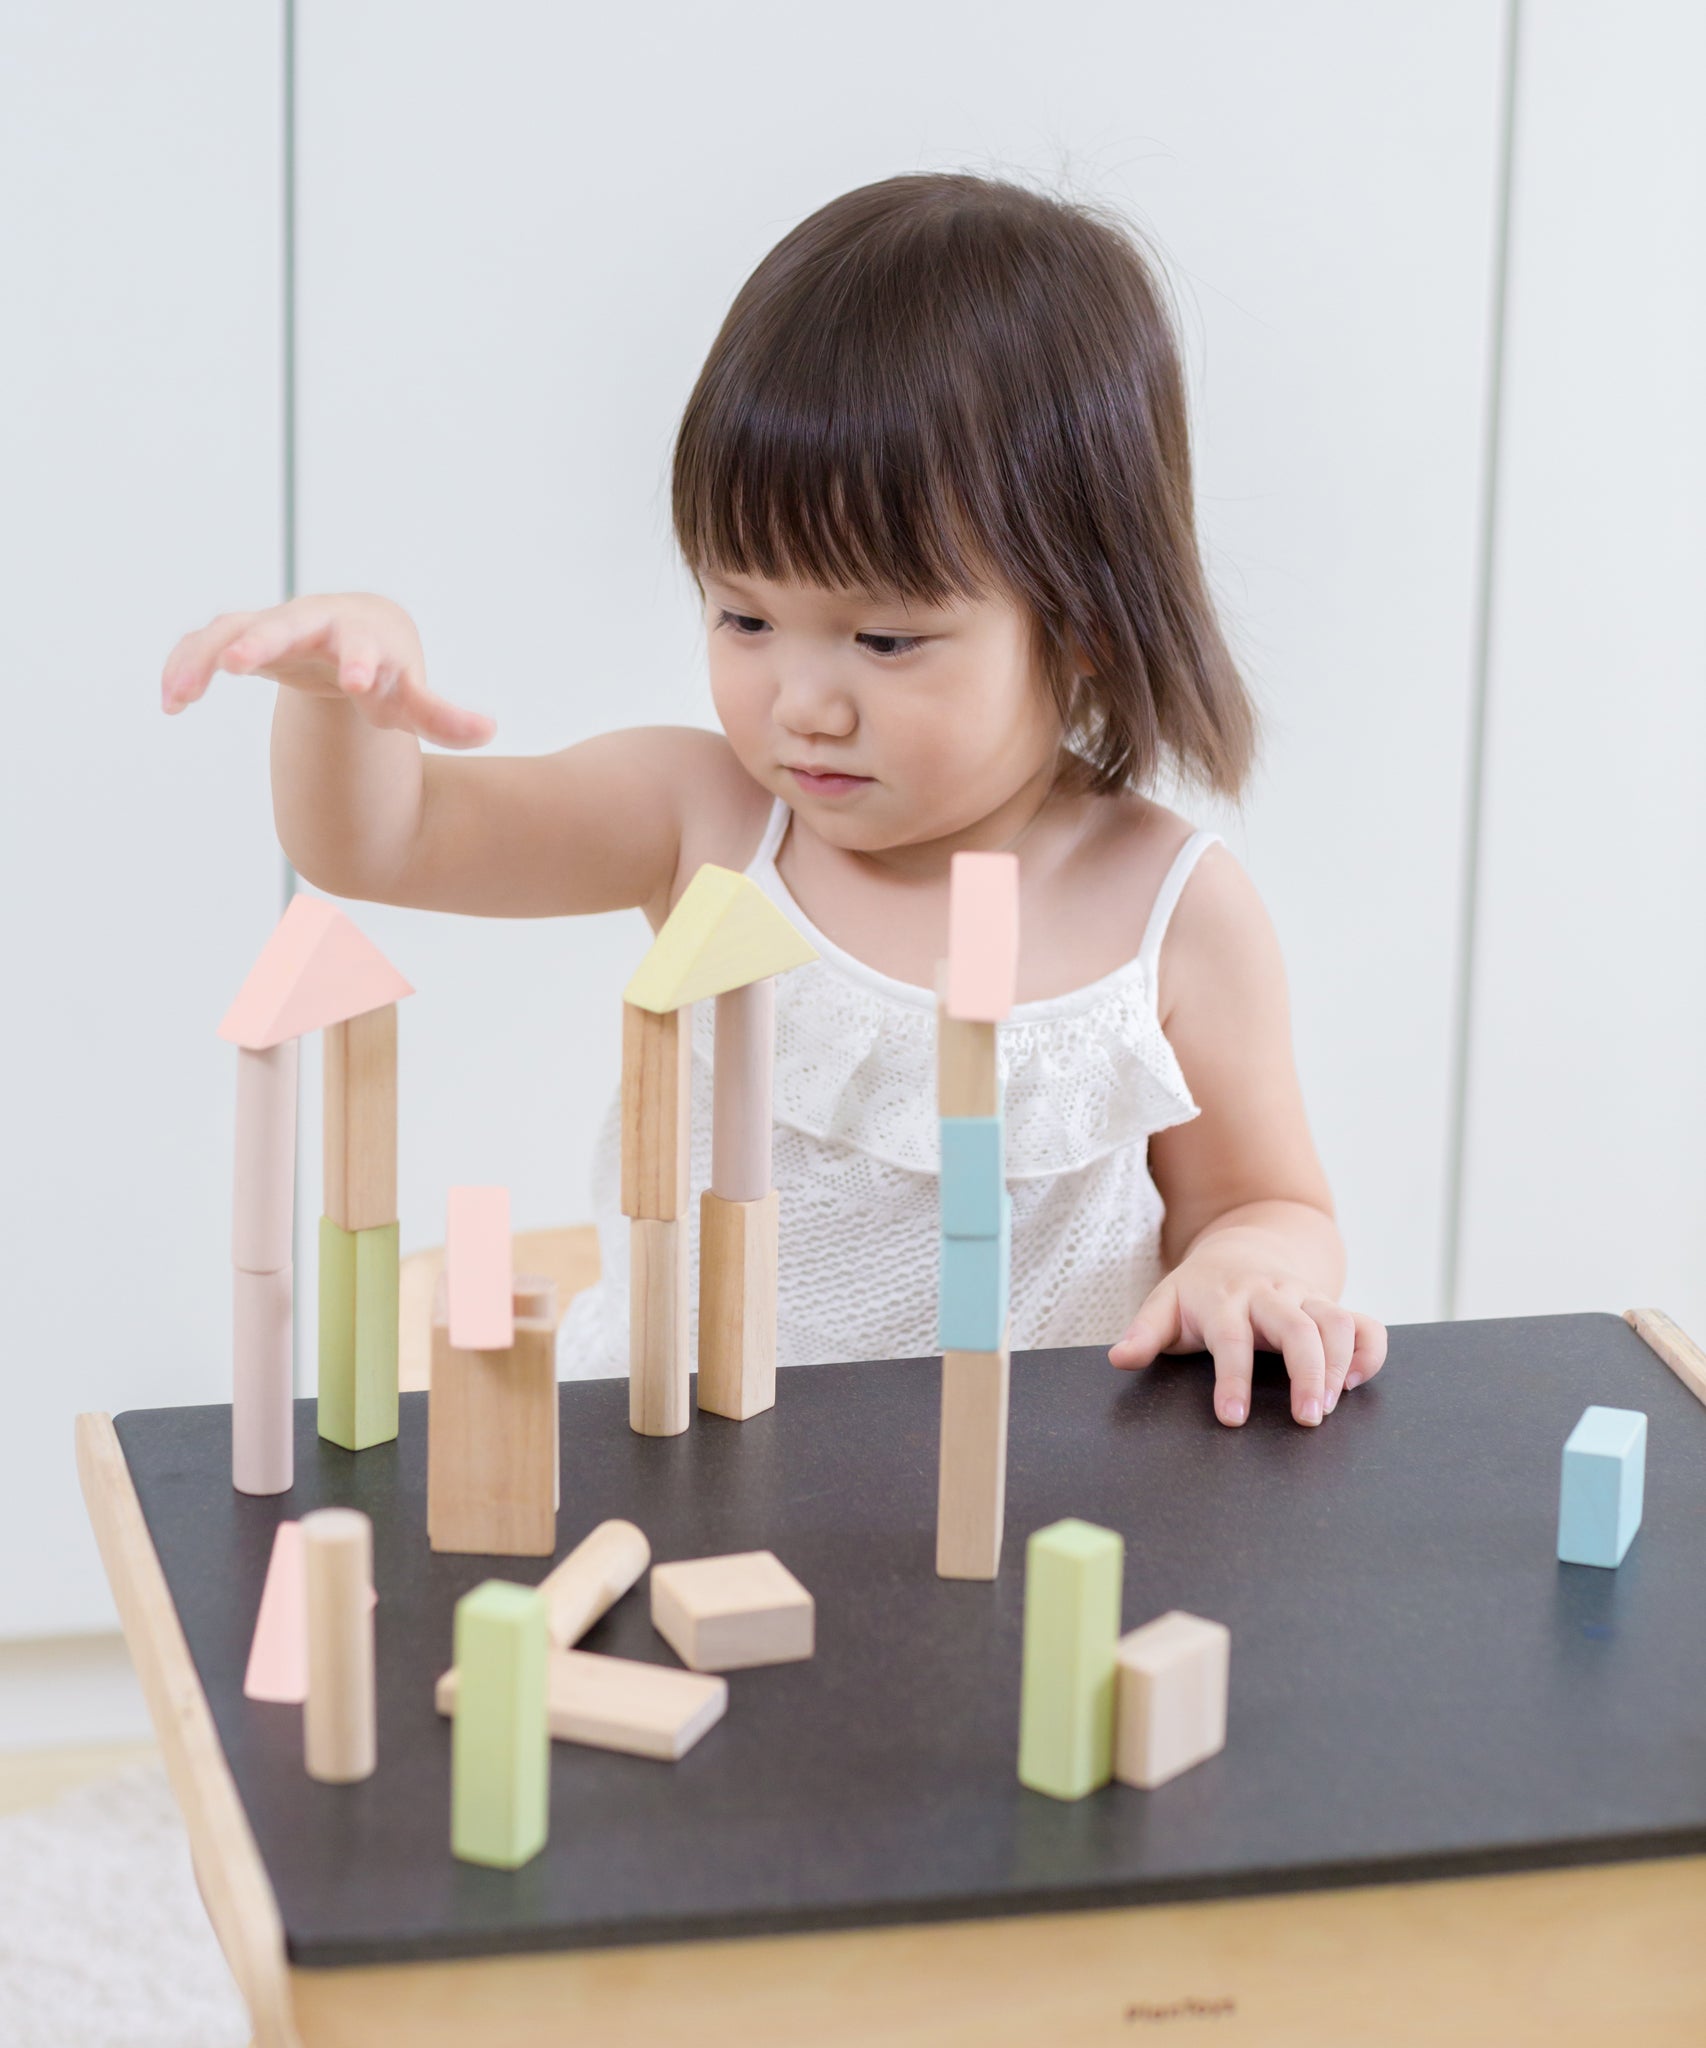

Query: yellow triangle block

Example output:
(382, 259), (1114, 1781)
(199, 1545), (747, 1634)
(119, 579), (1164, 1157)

(624, 866), (817, 1013)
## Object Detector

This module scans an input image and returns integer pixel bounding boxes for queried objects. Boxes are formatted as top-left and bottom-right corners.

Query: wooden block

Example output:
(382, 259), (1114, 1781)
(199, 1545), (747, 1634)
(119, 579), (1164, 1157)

(1017, 1518), (1123, 1801)
(539, 1518), (652, 1650)
(436, 1650), (726, 1763)
(938, 1197), (1011, 1352)
(936, 1337), (1010, 1580)
(935, 967), (999, 1119)
(232, 1262), (293, 1497)
(451, 1581), (549, 1870)
(697, 1189), (779, 1421)
(445, 1185), (514, 1350)
(323, 1003), (397, 1232)
(232, 1039), (298, 1272)
(1626, 1307), (1706, 1409)
(624, 863), (817, 1013)
(945, 850), (1020, 1021)
(629, 1217), (689, 1437)
(649, 1550), (814, 1672)
(243, 1521), (306, 1702)
(711, 979), (775, 1202)
(1114, 1611), (1230, 1790)
(1558, 1405), (1647, 1568)
(302, 1507), (375, 1784)
(428, 1279), (560, 1557)
(317, 1217), (400, 1452)
(219, 892), (413, 1049)
(940, 1116), (1005, 1239)
(620, 1002), (691, 1221)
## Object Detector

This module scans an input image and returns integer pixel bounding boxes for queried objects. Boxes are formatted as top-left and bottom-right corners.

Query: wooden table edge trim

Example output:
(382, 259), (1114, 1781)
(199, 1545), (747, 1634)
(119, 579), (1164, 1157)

(74, 1410), (302, 2048)
(1626, 1307), (1706, 1407)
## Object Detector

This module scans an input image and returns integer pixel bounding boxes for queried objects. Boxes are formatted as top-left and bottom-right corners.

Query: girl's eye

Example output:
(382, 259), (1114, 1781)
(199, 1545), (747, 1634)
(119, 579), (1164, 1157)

(856, 631), (923, 658)
(716, 609), (769, 636)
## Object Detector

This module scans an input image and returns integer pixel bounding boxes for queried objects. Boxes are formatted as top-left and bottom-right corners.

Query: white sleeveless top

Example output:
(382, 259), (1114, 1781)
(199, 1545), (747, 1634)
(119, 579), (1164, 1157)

(557, 801), (1220, 1379)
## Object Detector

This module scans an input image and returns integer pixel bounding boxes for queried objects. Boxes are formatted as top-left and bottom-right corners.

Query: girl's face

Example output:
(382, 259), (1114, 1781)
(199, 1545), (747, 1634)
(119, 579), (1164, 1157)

(702, 569), (1065, 854)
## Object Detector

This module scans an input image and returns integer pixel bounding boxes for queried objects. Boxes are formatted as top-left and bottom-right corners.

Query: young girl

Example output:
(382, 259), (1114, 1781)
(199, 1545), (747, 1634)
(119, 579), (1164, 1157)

(163, 171), (1386, 1428)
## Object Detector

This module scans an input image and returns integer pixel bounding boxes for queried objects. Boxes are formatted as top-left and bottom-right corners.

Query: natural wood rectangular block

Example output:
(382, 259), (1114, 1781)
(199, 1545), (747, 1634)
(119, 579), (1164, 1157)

(936, 1337), (1010, 1580)
(317, 1217), (400, 1452)
(649, 1550), (814, 1672)
(1114, 1611), (1230, 1790)
(303, 1508), (375, 1784)
(697, 1189), (778, 1421)
(451, 1581), (549, 1870)
(620, 1002), (691, 1221)
(323, 1003), (397, 1232)
(629, 1217), (689, 1437)
(428, 1277), (560, 1557)
(935, 968), (999, 1118)
(233, 1039), (298, 1273)
(710, 979), (774, 1202)
(437, 1649), (727, 1763)
(1017, 1519), (1123, 1801)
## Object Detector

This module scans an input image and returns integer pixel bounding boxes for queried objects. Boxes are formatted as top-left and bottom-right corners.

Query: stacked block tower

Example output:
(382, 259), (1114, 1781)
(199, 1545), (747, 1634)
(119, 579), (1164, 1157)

(934, 851), (1020, 1579)
(219, 895), (413, 1494)
(620, 865), (815, 1436)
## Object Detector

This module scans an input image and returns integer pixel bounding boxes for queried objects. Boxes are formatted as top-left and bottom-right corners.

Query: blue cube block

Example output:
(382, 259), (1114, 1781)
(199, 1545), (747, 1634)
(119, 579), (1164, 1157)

(938, 1194), (1012, 1350)
(940, 1117), (1005, 1239)
(1557, 1405), (1646, 1568)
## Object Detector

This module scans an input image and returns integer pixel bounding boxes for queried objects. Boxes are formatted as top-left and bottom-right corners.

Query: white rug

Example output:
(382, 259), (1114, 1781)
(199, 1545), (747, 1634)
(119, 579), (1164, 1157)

(0, 1762), (249, 2047)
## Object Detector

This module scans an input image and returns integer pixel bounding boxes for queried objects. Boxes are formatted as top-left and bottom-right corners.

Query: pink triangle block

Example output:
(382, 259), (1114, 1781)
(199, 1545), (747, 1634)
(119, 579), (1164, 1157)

(445, 1186), (515, 1351)
(219, 894), (414, 1049)
(243, 1520), (377, 1704)
(945, 851), (1020, 1021)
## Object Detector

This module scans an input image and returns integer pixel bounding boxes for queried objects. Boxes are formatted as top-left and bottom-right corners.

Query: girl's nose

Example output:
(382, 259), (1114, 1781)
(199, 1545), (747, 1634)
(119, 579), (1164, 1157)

(773, 665), (857, 740)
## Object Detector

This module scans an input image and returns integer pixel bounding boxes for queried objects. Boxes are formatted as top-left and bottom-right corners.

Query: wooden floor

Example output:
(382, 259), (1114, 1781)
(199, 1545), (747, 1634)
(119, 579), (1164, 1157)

(0, 1739), (160, 1815)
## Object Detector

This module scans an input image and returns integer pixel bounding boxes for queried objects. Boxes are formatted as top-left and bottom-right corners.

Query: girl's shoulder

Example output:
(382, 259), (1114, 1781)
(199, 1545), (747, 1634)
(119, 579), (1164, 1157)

(606, 727), (772, 928)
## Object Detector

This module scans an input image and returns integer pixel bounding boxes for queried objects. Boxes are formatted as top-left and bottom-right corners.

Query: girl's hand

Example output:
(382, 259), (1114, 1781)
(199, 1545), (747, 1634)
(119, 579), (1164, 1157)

(160, 592), (496, 749)
(1109, 1233), (1388, 1428)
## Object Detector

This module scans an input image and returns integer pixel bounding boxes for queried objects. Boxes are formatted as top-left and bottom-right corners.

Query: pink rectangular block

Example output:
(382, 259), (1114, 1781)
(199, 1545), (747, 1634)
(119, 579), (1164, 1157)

(945, 851), (1020, 1022)
(445, 1186), (514, 1351)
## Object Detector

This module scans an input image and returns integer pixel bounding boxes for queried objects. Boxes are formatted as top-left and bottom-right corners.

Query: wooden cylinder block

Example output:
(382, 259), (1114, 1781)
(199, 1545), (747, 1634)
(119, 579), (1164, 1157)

(539, 1518), (652, 1649)
(697, 1190), (779, 1421)
(303, 1507), (376, 1784)
(629, 1217), (689, 1436)
(232, 1262), (294, 1496)
(711, 979), (774, 1202)
(233, 1040), (298, 1273)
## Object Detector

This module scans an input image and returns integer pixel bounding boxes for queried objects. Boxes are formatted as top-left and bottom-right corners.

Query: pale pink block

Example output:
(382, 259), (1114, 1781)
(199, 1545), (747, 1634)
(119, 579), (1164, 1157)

(945, 851), (1020, 1021)
(233, 1264), (293, 1496)
(711, 979), (774, 1202)
(244, 1521), (307, 1701)
(232, 1040), (298, 1272)
(243, 1520), (376, 1704)
(218, 893), (414, 1050)
(445, 1185), (514, 1350)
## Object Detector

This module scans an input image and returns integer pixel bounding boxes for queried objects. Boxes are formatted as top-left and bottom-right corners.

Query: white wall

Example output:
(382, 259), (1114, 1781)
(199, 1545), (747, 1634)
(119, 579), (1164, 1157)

(1, 5), (286, 1640)
(6, 0), (1703, 1698)
(1456, 1), (1706, 1332)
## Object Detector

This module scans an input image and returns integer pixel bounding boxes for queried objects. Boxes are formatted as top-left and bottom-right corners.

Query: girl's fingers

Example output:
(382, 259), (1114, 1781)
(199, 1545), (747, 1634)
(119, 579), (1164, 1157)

(1204, 1313), (1255, 1428)
(1109, 1278), (1181, 1370)
(392, 676), (497, 750)
(161, 610), (262, 711)
(335, 634), (383, 697)
(1344, 1313), (1389, 1392)
(1302, 1298), (1358, 1413)
(215, 600), (332, 680)
(1253, 1296), (1328, 1426)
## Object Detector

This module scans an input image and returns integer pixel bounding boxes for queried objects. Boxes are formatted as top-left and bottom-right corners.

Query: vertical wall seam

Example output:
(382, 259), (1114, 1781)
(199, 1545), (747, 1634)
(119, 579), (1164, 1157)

(283, 0), (302, 1384)
(1442, 0), (1523, 1319)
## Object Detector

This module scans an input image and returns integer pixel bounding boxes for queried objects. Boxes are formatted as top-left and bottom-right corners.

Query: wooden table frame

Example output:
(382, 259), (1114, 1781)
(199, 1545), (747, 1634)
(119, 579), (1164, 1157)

(76, 1309), (1706, 2047)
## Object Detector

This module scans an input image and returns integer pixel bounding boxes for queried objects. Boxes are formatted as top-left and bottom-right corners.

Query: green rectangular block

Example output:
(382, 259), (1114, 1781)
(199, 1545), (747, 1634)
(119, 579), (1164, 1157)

(1017, 1517), (1124, 1800)
(317, 1216), (399, 1451)
(451, 1581), (550, 1869)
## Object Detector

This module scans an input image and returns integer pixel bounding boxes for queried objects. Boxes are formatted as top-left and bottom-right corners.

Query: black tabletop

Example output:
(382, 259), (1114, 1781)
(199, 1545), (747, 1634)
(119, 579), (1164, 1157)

(115, 1311), (1706, 1969)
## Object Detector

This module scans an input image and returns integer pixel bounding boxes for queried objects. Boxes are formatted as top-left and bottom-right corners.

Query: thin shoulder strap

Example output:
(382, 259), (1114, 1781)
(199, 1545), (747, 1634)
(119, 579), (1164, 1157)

(747, 796), (793, 876)
(1136, 829), (1223, 981)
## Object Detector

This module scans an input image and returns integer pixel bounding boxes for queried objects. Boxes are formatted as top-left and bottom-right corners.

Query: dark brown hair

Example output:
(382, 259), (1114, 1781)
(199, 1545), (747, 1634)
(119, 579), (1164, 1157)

(672, 172), (1257, 796)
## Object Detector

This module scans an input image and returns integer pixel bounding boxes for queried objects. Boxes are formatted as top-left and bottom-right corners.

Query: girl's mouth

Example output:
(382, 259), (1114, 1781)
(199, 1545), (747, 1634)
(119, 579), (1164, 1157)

(788, 766), (874, 798)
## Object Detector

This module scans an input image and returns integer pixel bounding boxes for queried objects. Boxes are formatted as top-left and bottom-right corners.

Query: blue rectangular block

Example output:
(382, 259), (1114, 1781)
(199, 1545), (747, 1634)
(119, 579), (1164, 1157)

(940, 1117), (1005, 1239)
(938, 1194), (1011, 1351)
(1557, 1405), (1646, 1568)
